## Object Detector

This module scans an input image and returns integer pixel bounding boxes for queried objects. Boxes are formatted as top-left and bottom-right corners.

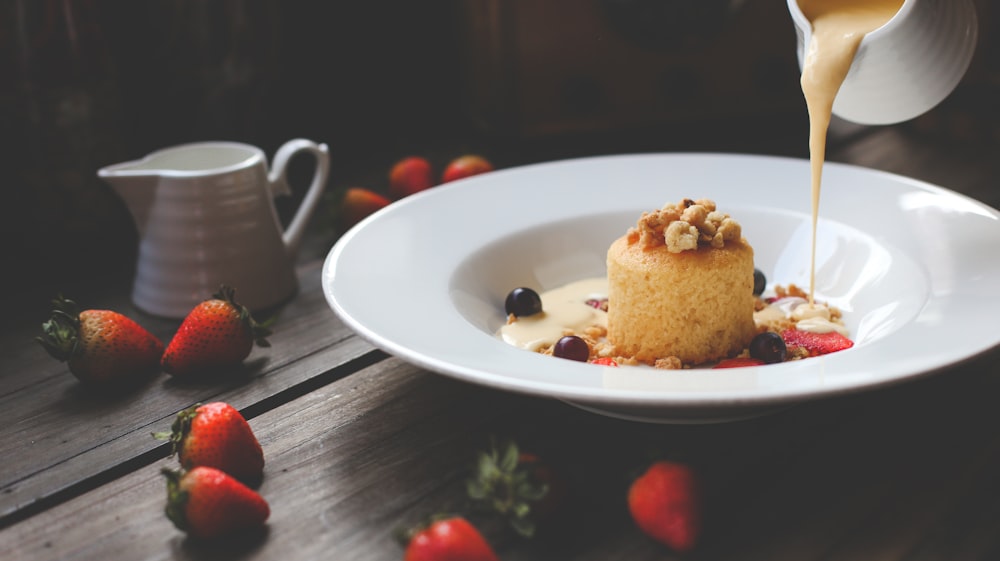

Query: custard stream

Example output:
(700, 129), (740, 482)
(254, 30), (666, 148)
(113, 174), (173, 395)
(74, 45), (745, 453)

(799, 0), (902, 302)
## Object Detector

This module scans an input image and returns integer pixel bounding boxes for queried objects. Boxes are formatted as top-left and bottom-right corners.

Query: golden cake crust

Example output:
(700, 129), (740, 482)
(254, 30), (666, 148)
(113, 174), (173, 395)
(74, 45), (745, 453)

(606, 235), (756, 365)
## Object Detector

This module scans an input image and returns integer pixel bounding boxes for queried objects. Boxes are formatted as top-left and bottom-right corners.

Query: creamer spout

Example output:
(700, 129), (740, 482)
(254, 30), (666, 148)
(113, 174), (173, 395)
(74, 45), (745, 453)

(97, 164), (158, 236)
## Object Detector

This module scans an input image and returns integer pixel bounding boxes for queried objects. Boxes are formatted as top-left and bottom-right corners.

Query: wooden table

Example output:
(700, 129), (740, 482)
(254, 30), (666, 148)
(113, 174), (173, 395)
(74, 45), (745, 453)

(3, 122), (999, 560)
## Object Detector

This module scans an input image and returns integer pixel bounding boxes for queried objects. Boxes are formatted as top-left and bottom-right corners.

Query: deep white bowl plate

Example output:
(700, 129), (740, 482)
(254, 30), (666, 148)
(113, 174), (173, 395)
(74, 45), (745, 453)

(322, 153), (1000, 423)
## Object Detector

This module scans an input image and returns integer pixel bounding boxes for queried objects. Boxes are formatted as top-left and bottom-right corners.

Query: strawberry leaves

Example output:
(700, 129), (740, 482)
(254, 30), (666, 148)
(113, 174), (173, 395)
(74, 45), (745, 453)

(466, 438), (549, 538)
(35, 294), (84, 362)
(213, 285), (272, 348)
(153, 404), (200, 457)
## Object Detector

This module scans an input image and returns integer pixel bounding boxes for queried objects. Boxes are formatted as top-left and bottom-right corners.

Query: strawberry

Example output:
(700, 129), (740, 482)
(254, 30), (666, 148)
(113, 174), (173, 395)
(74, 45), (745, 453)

(627, 460), (701, 552)
(442, 155), (494, 183)
(781, 329), (854, 356)
(389, 156), (434, 199)
(403, 517), (498, 561)
(36, 295), (163, 386)
(163, 466), (269, 539)
(713, 357), (765, 369)
(336, 187), (390, 232)
(466, 438), (550, 537)
(155, 402), (264, 486)
(591, 357), (619, 367)
(161, 285), (270, 377)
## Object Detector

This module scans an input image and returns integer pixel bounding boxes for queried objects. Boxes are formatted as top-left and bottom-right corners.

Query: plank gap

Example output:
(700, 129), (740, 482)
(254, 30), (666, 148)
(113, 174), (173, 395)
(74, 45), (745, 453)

(0, 349), (389, 531)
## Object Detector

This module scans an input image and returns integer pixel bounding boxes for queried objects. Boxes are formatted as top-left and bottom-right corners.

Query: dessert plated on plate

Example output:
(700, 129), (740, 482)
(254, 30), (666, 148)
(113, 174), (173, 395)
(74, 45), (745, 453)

(607, 198), (755, 366)
(324, 152), (998, 422)
(498, 197), (852, 369)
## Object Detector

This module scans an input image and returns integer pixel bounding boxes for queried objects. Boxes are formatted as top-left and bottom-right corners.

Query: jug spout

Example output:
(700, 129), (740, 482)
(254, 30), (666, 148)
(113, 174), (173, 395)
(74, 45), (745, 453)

(98, 165), (159, 236)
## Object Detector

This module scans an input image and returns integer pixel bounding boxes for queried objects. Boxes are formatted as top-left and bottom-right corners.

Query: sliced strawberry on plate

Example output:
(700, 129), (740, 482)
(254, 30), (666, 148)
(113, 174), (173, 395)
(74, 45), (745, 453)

(713, 357), (765, 369)
(591, 357), (619, 367)
(781, 329), (854, 357)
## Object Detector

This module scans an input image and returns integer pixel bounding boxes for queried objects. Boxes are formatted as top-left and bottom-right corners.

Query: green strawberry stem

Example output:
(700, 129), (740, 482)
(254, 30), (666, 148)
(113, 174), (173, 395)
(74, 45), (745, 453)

(466, 438), (548, 538)
(151, 404), (200, 455)
(162, 468), (190, 532)
(35, 295), (84, 362)
(213, 285), (272, 348)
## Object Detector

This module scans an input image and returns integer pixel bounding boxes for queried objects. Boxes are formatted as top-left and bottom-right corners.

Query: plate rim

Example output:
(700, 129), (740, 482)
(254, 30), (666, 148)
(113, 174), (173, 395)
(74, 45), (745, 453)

(322, 151), (1000, 412)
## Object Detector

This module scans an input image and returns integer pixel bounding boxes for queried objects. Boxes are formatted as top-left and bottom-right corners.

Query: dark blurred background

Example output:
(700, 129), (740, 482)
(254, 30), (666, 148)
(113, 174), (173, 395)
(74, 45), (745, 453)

(2, 0), (997, 305)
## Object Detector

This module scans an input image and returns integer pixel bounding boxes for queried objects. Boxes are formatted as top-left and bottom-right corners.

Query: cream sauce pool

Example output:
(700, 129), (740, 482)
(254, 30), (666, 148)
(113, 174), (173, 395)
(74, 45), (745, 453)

(498, 278), (608, 351)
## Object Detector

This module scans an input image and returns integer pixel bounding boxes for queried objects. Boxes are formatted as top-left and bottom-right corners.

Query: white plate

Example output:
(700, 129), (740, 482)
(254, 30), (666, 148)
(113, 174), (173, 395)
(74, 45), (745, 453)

(322, 153), (1000, 423)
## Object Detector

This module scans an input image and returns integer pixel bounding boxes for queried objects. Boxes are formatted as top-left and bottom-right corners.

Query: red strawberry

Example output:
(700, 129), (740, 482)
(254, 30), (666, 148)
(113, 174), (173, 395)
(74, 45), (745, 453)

(155, 402), (264, 486)
(781, 329), (854, 356)
(591, 357), (619, 367)
(389, 156), (434, 199)
(161, 286), (270, 377)
(163, 466), (269, 539)
(337, 187), (390, 232)
(585, 297), (608, 311)
(36, 295), (163, 386)
(713, 357), (765, 369)
(442, 155), (494, 183)
(403, 517), (498, 561)
(628, 460), (701, 552)
(466, 439), (551, 537)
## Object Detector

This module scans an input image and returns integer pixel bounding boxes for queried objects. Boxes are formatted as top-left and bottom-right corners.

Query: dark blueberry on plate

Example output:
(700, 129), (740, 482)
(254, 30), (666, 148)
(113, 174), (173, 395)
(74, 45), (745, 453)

(553, 335), (590, 362)
(749, 331), (787, 364)
(753, 268), (766, 296)
(505, 287), (543, 317)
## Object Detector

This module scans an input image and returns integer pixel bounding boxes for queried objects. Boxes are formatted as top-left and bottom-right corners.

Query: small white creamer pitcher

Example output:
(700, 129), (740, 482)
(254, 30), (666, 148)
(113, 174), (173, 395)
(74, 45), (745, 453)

(787, 0), (978, 125)
(99, 139), (330, 318)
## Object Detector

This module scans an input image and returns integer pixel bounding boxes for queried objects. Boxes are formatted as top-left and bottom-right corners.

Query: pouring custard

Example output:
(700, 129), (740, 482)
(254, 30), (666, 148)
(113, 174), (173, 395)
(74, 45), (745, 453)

(798, 0), (903, 303)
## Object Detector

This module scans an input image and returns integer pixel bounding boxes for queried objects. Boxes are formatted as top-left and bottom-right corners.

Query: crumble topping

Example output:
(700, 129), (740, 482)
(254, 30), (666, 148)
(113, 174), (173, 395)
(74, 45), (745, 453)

(626, 198), (742, 253)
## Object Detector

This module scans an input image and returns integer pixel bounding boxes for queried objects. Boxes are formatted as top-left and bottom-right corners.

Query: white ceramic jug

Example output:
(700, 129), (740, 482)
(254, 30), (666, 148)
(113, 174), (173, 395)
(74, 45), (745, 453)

(787, 0), (978, 125)
(99, 139), (330, 318)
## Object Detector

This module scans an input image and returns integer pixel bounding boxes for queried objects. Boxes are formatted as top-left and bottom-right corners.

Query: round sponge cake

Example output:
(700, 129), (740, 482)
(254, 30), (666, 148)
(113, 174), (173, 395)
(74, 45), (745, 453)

(606, 230), (756, 365)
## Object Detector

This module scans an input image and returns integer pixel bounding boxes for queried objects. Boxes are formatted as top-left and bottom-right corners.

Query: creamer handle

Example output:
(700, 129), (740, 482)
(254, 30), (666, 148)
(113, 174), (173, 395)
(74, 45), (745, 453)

(268, 139), (331, 256)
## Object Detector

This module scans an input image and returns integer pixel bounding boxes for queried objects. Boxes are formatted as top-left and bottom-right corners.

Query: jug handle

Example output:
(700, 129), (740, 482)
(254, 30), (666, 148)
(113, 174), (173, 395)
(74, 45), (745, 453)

(268, 139), (331, 256)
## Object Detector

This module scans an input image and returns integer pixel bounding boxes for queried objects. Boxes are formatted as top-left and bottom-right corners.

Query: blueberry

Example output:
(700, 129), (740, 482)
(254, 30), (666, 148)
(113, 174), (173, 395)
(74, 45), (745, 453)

(749, 332), (787, 364)
(504, 287), (543, 317)
(553, 335), (590, 362)
(753, 268), (766, 296)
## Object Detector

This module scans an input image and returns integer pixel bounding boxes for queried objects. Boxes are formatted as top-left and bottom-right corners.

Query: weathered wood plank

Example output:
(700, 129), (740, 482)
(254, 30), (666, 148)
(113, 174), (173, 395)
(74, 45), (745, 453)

(6, 350), (1000, 561)
(0, 260), (377, 525)
(2, 358), (502, 560)
(830, 127), (1000, 209)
